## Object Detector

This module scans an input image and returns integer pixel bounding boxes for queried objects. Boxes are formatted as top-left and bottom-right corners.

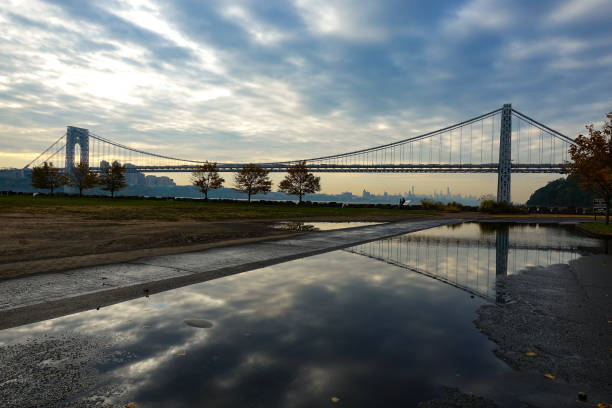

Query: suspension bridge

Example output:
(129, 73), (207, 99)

(345, 225), (596, 302)
(24, 104), (576, 202)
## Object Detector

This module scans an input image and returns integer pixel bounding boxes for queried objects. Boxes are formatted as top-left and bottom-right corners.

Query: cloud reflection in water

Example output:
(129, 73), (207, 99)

(0, 222), (602, 407)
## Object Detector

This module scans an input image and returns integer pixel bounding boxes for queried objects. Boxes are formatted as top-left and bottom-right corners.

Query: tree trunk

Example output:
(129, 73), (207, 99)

(50, 185), (54, 196)
(111, 190), (115, 198)
(79, 187), (83, 198)
(298, 192), (302, 204)
(606, 196), (610, 225)
(204, 190), (208, 201)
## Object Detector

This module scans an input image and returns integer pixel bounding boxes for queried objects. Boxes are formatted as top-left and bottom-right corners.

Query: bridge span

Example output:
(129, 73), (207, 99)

(25, 104), (576, 202)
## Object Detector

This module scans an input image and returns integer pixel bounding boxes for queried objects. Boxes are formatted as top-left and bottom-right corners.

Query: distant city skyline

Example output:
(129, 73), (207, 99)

(1, 1), (610, 201)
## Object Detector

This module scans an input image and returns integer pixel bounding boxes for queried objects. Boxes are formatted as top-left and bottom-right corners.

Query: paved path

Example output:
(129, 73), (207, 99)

(0, 218), (460, 329)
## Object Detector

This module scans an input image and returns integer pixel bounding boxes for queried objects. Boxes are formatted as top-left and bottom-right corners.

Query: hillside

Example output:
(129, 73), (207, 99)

(526, 177), (595, 207)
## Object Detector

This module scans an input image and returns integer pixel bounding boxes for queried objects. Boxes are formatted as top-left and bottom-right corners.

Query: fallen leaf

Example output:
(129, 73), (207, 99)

(597, 403), (612, 408)
(142, 325), (151, 329)
(330, 397), (340, 403)
(125, 403), (137, 408)
(544, 373), (555, 380)
(525, 351), (537, 357)
(177, 352), (187, 356)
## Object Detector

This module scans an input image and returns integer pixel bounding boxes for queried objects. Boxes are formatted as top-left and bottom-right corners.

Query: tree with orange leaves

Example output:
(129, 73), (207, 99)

(564, 112), (612, 224)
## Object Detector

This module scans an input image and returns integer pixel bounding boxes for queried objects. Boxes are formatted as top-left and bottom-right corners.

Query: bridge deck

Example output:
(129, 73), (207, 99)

(88, 163), (566, 173)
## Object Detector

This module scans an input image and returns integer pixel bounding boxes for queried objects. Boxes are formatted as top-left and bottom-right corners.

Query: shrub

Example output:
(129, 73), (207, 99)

(420, 199), (445, 211)
(421, 199), (463, 212)
(479, 200), (527, 214)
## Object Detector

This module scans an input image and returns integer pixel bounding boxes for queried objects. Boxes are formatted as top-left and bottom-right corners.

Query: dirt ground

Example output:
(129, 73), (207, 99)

(0, 212), (433, 280)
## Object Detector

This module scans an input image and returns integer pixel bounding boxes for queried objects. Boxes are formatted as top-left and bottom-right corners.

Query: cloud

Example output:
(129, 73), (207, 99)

(548, 0), (612, 24)
(0, 0), (611, 200)
(442, 0), (514, 38)
(293, 0), (387, 42)
(220, 3), (291, 45)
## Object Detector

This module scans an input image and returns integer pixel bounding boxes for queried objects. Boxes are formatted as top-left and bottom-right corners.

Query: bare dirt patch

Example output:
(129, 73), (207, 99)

(0, 212), (432, 280)
(0, 213), (294, 279)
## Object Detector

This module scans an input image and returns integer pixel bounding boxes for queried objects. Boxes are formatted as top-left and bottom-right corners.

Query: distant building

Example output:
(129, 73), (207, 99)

(124, 164), (146, 185)
(145, 175), (176, 187)
(0, 168), (26, 179)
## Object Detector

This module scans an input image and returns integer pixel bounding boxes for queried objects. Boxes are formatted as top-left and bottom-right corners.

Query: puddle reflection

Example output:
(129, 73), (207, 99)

(0, 222), (605, 407)
(346, 222), (603, 301)
(273, 221), (383, 231)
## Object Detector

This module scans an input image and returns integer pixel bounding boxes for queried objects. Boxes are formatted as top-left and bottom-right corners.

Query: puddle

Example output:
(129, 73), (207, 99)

(273, 221), (383, 231)
(0, 222), (606, 407)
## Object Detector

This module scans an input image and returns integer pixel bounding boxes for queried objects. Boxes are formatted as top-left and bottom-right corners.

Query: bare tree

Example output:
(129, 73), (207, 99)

(68, 162), (99, 197)
(191, 161), (225, 200)
(278, 161), (321, 203)
(30, 161), (67, 195)
(100, 161), (128, 198)
(564, 112), (612, 224)
(234, 164), (272, 203)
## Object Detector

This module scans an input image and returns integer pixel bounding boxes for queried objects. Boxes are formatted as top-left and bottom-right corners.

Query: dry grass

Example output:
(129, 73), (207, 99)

(0, 195), (436, 221)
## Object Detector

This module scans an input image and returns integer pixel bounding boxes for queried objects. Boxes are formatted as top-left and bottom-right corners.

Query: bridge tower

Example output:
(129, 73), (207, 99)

(495, 225), (509, 277)
(496, 104), (512, 202)
(66, 126), (89, 169)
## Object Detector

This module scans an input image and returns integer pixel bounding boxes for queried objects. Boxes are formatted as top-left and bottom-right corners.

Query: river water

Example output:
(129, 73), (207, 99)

(0, 222), (605, 407)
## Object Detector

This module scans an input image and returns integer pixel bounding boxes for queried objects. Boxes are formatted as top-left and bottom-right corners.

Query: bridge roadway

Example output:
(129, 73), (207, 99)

(103, 163), (565, 173)
(0, 218), (462, 330)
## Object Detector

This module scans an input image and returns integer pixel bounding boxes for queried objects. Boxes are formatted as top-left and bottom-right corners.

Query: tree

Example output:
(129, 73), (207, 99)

(30, 161), (67, 195)
(564, 112), (612, 224)
(234, 164), (272, 203)
(278, 161), (321, 203)
(100, 161), (128, 198)
(191, 161), (225, 200)
(68, 162), (99, 197)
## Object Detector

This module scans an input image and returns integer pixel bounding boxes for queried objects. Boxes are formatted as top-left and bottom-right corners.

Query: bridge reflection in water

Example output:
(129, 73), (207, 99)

(345, 223), (603, 302)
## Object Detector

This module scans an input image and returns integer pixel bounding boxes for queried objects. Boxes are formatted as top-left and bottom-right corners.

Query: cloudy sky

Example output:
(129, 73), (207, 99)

(1, 0), (611, 201)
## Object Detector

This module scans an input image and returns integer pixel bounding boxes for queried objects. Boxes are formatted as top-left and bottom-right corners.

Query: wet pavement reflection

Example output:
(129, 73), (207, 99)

(347, 222), (604, 301)
(0, 222), (605, 407)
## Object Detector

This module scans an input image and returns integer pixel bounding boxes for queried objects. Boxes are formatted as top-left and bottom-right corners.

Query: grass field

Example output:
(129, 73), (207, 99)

(0, 195), (437, 221)
(580, 222), (612, 236)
